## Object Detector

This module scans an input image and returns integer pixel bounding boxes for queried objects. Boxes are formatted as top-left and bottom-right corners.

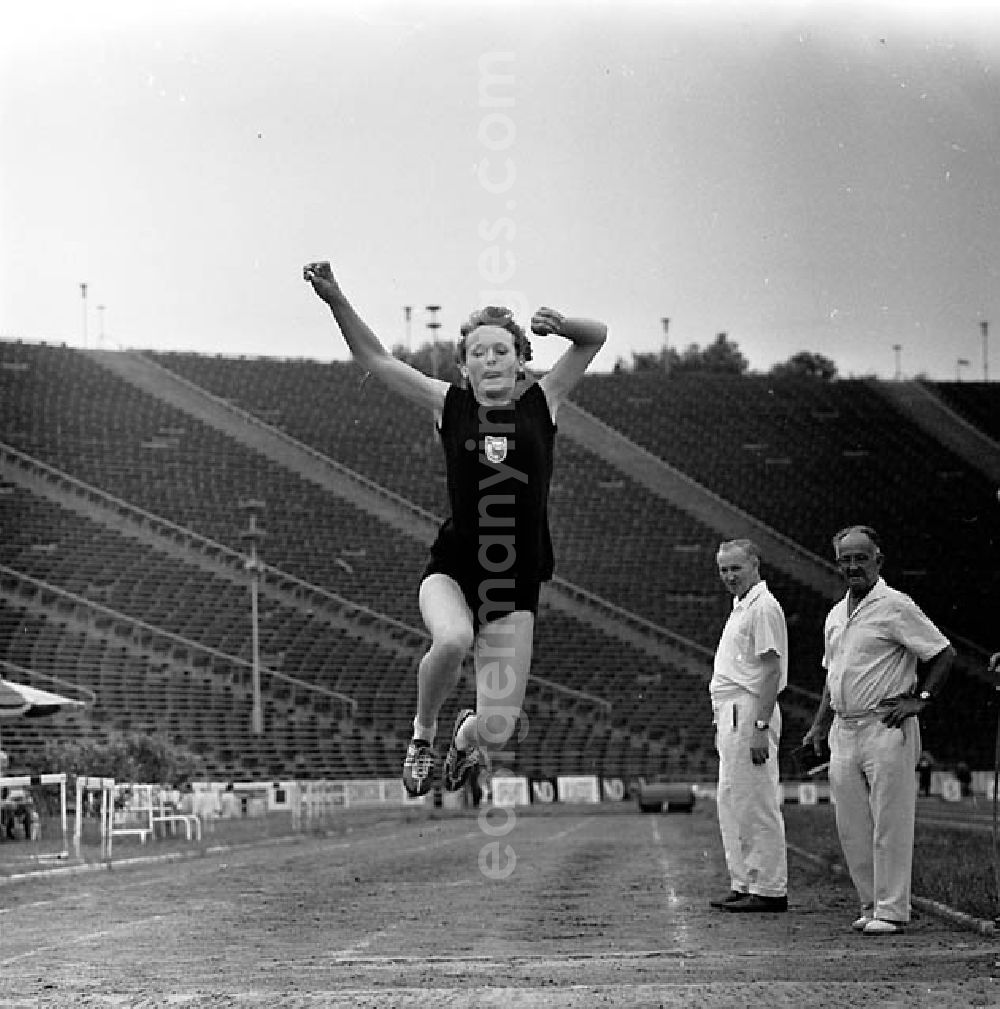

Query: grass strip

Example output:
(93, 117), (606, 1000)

(783, 803), (997, 922)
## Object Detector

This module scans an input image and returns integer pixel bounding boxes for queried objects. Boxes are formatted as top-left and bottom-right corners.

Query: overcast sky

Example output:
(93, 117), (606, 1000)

(2, 0), (999, 379)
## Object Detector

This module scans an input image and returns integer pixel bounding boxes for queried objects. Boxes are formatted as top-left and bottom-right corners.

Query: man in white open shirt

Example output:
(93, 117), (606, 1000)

(709, 539), (789, 913)
(804, 525), (955, 935)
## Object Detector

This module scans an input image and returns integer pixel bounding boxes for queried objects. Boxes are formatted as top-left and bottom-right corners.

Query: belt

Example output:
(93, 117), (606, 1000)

(833, 706), (889, 725)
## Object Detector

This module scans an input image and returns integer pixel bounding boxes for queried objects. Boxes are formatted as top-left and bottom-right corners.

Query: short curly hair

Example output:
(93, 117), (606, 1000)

(456, 306), (533, 365)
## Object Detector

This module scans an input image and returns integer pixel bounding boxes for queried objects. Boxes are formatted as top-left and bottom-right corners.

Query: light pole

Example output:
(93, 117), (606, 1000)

(80, 283), (88, 349)
(660, 317), (670, 374)
(239, 499), (266, 736)
(403, 306), (412, 354)
(892, 344), (902, 381)
(982, 321), (990, 382)
(97, 305), (106, 350)
(426, 304), (442, 379)
(957, 357), (970, 381)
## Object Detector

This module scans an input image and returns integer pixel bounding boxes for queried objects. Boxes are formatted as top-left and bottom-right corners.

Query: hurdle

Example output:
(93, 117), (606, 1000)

(1, 773), (69, 858)
(106, 782), (151, 846)
(75, 775), (116, 859)
(116, 784), (201, 842)
(296, 780), (346, 830)
(151, 786), (201, 841)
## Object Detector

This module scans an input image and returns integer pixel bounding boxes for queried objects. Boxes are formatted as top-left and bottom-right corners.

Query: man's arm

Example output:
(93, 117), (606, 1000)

(920, 643), (957, 697)
(881, 643), (956, 729)
(750, 650), (781, 765)
(803, 683), (834, 753)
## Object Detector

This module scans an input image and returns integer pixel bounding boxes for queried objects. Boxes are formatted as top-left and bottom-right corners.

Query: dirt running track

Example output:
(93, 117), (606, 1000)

(0, 806), (997, 1008)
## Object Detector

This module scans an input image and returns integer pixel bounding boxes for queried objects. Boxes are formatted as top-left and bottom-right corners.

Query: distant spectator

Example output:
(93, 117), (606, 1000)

(955, 761), (972, 798)
(916, 751), (933, 798)
(1, 786), (36, 841)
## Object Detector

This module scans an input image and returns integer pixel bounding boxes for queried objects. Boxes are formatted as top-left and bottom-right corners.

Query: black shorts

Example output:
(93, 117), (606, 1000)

(420, 553), (541, 635)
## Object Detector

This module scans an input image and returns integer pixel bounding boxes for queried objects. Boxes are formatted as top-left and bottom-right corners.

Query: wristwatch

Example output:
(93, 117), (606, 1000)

(918, 689), (932, 704)
(754, 719), (769, 731)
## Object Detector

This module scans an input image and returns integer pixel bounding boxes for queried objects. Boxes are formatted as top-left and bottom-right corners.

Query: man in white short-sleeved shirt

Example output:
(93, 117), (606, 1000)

(709, 539), (789, 913)
(804, 525), (955, 935)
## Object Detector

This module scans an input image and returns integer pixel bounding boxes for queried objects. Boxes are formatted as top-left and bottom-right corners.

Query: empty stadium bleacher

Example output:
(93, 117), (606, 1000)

(2, 339), (996, 781)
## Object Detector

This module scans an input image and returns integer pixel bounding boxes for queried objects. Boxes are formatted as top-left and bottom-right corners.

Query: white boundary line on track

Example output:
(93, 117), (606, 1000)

(286, 944), (992, 968)
(0, 914), (168, 966)
(0, 816), (477, 885)
(0, 894), (91, 915)
(650, 816), (693, 950)
(390, 878), (476, 888)
(541, 821), (588, 843)
(784, 840), (996, 936)
(0, 832), (307, 884)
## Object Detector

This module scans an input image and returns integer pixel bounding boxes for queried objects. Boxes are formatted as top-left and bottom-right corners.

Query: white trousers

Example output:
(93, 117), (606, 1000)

(714, 692), (787, 897)
(828, 714), (919, 923)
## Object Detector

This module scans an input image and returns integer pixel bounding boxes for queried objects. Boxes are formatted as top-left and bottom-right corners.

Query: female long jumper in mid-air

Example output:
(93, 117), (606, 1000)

(304, 262), (607, 796)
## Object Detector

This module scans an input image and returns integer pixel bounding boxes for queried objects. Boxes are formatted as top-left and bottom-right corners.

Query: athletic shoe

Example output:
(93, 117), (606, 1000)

(862, 918), (905, 935)
(851, 915), (872, 932)
(709, 890), (748, 910)
(442, 708), (480, 792)
(402, 739), (435, 797)
(723, 893), (788, 913)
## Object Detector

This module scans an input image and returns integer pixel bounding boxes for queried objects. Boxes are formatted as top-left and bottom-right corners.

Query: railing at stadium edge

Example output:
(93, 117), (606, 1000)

(117, 356), (731, 695)
(0, 656), (97, 707)
(0, 441), (612, 713)
(129, 351), (443, 525)
(0, 563), (358, 716)
(0, 441), (423, 643)
(557, 397), (845, 594)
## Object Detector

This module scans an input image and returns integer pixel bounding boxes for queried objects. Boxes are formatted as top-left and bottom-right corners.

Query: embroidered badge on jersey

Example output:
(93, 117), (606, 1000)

(484, 435), (508, 464)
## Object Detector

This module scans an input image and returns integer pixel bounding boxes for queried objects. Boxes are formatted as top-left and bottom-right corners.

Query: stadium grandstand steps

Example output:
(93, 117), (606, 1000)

(4, 341), (996, 775)
(128, 350), (1000, 768)
(137, 351), (828, 754)
(141, 351), (830, 684)
(0, 341), (725, 778)
(0, 593), (360, 780)
(123, 348), (825, 698)
(569, 372), (999, 647)
(0, 462), (702, 776)
(928, 381), (1000, 443)
(874, 380), (1000, 488)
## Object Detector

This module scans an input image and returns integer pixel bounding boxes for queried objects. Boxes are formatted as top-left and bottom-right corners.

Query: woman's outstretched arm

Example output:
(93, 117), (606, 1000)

(304, 261), (448, 414)
(534, 307), (607, 421)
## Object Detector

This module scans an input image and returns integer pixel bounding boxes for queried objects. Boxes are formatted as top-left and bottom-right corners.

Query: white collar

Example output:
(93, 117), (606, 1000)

(841, 576), (888, 616)
(733, 579), (767, 611)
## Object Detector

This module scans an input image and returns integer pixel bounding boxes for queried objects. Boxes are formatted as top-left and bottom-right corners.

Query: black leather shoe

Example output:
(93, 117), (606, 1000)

(723, 893), (788, 913)
(709, 889), (747, 909)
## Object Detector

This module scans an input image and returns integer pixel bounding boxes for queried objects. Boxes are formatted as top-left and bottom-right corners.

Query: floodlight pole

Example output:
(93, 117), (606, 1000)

(80, 283), (88, 349)
(403, 306), (413, 353)
(661, 317), (671, 374)
(239, 499), (267, 736)
(426, 304), (442, 379)
(982, 321), (990, 382)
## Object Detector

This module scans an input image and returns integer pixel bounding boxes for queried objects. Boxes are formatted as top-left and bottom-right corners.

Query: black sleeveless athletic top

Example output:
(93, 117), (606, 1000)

(430, 380), (555, 583)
